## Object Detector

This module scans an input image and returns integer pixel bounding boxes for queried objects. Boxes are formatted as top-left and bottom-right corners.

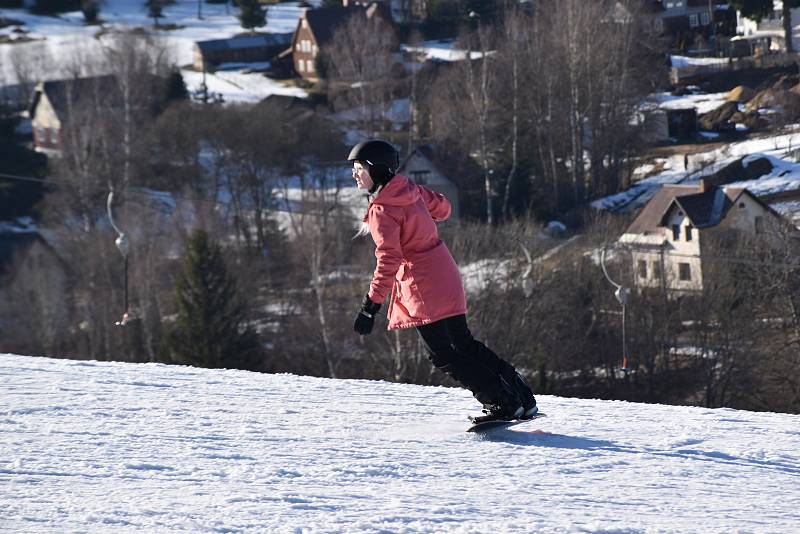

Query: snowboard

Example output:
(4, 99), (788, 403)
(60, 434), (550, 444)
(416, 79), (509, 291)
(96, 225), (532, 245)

(466, 412), (546, 433)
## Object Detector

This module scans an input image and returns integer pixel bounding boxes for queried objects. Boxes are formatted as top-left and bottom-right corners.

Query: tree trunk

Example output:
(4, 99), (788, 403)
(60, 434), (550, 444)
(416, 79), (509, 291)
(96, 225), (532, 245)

(785, 3), (795, 54)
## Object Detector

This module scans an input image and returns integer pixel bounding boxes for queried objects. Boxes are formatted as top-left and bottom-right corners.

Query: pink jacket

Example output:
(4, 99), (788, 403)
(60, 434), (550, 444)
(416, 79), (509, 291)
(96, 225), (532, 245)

(365, 175), (467, 330)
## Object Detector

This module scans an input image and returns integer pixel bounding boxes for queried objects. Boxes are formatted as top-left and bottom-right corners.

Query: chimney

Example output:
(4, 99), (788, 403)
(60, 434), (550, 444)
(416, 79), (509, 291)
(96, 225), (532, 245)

(699, 178), (713, 193)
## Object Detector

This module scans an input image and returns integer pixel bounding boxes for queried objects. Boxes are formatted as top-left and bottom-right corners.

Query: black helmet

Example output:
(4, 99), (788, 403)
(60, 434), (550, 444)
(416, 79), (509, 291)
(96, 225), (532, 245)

(347, 139), (399, 177)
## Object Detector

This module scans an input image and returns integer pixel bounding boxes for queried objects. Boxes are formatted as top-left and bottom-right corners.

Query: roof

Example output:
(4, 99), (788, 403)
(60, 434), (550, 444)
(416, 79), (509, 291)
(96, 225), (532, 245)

(302, 3), (391, 47)
(625, 184), (702, 235)
(626, 182), (783, 236)
(665, 187), (739, 228)
(195, 33), (293, 55)
(398, 143), (485, 189)
(304, 6), (364, 47)
(398, 144), (451, 179)
(29, 75), (120, 121)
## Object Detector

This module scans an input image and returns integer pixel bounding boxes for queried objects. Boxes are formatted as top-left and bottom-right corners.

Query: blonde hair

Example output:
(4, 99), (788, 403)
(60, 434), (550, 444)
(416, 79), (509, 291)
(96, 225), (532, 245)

(354, 220), (370, 239)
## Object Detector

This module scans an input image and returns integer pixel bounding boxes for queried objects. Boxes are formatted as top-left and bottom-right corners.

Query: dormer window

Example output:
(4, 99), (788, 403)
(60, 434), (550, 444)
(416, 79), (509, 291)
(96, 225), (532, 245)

(672, 224), (680, 240)
(685, 225), (693, 241)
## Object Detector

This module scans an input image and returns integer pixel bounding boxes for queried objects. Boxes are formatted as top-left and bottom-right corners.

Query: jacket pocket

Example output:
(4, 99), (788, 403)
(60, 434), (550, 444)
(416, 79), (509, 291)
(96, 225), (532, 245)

(395, 261), (428, 318)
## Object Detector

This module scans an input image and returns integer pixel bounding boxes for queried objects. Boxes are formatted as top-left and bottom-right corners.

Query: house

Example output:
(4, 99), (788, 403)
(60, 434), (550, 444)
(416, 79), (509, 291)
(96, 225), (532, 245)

(341, 0), (426, 23)
(397, 144), (460, 220)
(28, 75), (119, 155)
(633, 0), (735, 53)
(737, 1), (800, 52)
(0, 226), (70, 353)
(290, 3), (393, 81)
(619, 179), (786, 293)
(192, 33), (293, 72)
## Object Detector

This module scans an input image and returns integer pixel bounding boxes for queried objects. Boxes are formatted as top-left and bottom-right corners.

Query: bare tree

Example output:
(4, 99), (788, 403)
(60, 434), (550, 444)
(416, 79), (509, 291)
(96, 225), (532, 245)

(322, 10), (399, 137)
(9, 42), (53, 109)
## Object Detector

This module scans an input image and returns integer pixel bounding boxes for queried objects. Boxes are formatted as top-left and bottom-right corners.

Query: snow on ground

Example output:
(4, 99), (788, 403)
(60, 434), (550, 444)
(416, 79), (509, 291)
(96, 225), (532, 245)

(1, 353), (799, 532)
(402, 40), (484, 62)
(645, 90), (730, 115)
(181, 68), (307, 104)
(0, 0), (318, 100)
(669, 55), (729, 68)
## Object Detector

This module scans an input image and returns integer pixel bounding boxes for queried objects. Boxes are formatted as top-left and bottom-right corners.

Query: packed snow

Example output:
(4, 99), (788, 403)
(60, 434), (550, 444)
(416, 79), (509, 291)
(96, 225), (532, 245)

(1, 353), (799, 532)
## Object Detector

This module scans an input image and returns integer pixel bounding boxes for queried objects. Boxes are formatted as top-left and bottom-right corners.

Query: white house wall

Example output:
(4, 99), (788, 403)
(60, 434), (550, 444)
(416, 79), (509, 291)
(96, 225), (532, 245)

(401, 153), (459, 220)
(31, 94), (60, 131)
(716, 194), (769, 234)
(737, 2), (800, 51)
(663, 208), (703, 291)
(631, 248), (667, 290)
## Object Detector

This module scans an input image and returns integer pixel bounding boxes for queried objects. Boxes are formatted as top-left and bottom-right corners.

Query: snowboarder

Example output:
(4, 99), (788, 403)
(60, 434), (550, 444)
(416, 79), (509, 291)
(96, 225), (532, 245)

(350, 139), (537, 421)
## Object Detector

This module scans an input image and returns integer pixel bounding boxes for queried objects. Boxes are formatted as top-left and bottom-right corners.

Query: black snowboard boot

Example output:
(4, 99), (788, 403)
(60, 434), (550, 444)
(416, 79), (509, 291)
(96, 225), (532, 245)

(474, 382), (524, 420)
(511, 371), (538, 419)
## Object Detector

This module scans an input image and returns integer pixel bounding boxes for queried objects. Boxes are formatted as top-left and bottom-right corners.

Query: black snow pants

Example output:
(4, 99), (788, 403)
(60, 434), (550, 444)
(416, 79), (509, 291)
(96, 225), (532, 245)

(416, 314), (528, 401)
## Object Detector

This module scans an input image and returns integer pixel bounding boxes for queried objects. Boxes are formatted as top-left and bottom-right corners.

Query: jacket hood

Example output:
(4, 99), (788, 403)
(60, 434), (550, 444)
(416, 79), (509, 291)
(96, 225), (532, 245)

(371, 175), (419, 207)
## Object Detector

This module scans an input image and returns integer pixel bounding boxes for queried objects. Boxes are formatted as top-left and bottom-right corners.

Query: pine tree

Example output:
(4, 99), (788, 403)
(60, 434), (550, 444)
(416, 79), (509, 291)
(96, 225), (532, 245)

(146, 0), (164, 26)
(81, 0), (100, 23)
(168, 229), (263, 371)
(237, 0), (266, 32)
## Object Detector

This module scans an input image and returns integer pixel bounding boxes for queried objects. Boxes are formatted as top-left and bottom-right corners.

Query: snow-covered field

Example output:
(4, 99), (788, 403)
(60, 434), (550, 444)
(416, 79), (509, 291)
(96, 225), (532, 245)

(0, 0), (318, 102)
(0, 0), (476, 105)
(2, 353), (799, 533)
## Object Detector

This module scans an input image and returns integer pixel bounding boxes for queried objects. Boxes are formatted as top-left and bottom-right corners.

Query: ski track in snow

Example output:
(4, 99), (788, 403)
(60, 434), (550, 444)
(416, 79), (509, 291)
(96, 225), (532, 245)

(1, 354), (799, 533)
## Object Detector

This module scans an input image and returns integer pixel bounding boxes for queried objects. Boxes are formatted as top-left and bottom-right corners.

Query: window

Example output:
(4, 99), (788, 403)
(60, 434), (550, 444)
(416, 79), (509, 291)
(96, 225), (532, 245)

(298, 59), (305, 72)
(689, 14), (699, 28)
(679, 263), (692, 281)
(700, 12), (710, 26)
(652, 261), (662, 281)
(685, 225), (693, 241)
(36, 127), (45, 143)
(638, 260), (647, 279)
(307, 60), (315, 73)
(672, 224), (680, 241)
(410, 170), (431, 185)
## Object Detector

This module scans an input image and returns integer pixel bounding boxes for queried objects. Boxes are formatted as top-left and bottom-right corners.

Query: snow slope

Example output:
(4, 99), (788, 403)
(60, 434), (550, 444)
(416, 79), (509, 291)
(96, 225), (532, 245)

(1, 354), (799, 533)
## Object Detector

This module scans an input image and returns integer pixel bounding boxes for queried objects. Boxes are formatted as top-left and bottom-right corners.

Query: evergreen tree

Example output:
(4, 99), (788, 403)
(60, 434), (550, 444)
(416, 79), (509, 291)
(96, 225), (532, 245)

(168, 229), (264, 371)
(146, 0), (165, 26)
(81, 0), (100, 23)
(237, 0), (266, 32)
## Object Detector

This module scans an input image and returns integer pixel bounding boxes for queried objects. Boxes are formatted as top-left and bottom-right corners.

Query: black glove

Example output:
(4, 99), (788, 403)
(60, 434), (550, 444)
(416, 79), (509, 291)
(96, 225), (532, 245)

(354, 294), (381, 335)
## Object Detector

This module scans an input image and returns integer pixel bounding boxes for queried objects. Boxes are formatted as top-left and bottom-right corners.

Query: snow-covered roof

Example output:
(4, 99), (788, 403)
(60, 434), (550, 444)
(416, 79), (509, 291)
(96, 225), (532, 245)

(195, 33), (292, 54)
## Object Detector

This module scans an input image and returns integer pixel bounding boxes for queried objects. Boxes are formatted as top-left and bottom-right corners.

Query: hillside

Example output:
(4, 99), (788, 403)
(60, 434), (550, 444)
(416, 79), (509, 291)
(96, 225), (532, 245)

(1, 353), (799, 532)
